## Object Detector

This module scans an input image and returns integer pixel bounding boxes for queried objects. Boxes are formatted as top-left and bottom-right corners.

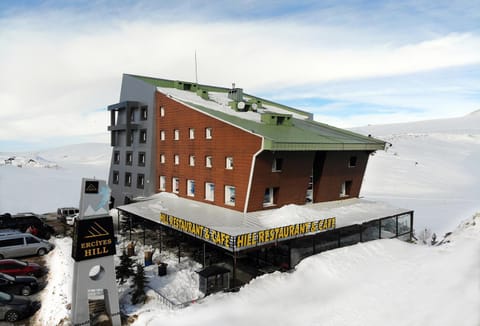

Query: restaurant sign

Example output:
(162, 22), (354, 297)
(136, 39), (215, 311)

(160, 213), (336, 251)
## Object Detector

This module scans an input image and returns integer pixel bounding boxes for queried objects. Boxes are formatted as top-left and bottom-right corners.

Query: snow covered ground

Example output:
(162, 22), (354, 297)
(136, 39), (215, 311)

(357, 109), (480, 235)
(0, 143), (110, 213)
(1, 112), (479, 325)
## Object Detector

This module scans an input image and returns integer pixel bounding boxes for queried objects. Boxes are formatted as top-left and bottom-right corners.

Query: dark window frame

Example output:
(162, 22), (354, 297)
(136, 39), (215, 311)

(139, 129), (147, 144)
(137, 174), (145, 189)
(112, 170), (119, 184)
(138, 152), (146, 167)
(125, 172), (132, 187)
(140, 106), (148, 120)
(113, 151), (120, 164)
(126, 151), (133, 166)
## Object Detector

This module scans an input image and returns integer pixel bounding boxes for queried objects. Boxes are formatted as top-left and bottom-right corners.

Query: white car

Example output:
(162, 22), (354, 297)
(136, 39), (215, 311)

(66, 213), (79, 226)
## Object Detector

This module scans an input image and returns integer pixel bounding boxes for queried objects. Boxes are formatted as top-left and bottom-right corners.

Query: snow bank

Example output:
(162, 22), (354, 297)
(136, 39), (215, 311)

(33, 237), (73, 326)
(132, 213), (480, 326)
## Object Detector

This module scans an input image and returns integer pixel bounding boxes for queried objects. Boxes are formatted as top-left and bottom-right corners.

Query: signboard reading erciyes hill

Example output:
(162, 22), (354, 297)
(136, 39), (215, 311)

(71, 179), (116, 261)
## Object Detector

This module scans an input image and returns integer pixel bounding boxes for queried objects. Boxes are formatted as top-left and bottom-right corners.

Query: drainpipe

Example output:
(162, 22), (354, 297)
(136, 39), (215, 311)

(244, 138), (264, 213)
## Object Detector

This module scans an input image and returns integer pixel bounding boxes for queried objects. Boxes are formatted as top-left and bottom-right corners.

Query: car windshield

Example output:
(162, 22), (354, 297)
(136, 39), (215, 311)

(0, 291), (12, 301)
(15, 260), (28, 267)
(0, 273), (15, 281)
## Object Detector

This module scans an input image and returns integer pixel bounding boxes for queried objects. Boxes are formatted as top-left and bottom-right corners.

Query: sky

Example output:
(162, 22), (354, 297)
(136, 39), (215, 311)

(0, 0), (479, 152)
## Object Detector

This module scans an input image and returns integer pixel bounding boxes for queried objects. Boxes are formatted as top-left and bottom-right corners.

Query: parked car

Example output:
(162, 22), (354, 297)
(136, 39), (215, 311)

(13, 212), (46, 222)
(0, 233), (54, 259)
(0, 290), (41, 322)
(0, 273), (39, 296)
(0, 213), (55, 239)
(57, 207), (79, 223)
(0, 259), (46, 278)
(66, 212), (79, 226)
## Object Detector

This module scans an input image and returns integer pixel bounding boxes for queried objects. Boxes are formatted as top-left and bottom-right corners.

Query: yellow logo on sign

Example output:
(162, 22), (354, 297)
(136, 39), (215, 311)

(84, 222), (110, 238)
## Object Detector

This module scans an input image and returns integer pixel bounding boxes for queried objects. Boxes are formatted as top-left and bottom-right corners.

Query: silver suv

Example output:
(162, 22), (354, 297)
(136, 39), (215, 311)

(0, 233), (54, 259)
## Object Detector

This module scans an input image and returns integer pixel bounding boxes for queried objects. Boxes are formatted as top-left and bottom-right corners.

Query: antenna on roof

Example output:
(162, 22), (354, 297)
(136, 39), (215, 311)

(195, 50), (198, 84)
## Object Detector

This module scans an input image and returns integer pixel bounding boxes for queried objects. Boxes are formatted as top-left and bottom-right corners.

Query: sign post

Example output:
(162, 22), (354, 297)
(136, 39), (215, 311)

(71, 178), (121, 326)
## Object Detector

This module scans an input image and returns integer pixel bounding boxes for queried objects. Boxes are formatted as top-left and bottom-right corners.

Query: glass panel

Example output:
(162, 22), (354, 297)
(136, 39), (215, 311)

(339, 227), (361, 247)
(362, 221), (380, 241)
(314, 232), (339, 253)
(291, 238), (314, 267)
(397, 214), (411, 235)
(381, 217), (397, 238)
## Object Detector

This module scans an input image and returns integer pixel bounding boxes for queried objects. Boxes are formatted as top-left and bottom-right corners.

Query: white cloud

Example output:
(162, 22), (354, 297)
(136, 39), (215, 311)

(0, 5), (479, 149)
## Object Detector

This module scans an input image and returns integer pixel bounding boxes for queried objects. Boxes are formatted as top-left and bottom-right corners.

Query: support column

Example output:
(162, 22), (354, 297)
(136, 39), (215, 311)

(203, 242), (206, 268)
(232, 251), (237, 289)
(142, 219), (146, 245)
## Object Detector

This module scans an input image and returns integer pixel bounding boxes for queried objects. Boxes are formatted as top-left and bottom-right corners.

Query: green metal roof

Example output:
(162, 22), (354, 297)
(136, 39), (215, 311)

(128, 74), (385, 151)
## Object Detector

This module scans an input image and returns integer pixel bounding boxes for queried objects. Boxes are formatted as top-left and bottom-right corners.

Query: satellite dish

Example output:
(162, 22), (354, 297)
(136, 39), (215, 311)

(251, 103), (258, 111)
(237, 101), (245, 110)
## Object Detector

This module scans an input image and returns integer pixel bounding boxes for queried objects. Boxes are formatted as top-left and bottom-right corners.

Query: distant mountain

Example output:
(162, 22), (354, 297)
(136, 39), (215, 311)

(352, 110), (480, 136)
(0, 143), (111, 168)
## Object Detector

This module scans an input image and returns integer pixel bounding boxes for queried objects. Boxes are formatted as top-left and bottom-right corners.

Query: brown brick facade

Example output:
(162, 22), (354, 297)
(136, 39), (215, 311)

(248, 151), (315, 211)
(154, 92), (372, 213)
(155, 92), (262, 212)
(313, 151), (371, 202)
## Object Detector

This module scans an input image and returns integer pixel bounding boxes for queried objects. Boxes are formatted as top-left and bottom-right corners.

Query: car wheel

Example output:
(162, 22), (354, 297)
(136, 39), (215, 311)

(21, 285), (32, 296)
(5, 310), (20, 322)
(0, 254), (4, 259)
(37, 248), (47, 256)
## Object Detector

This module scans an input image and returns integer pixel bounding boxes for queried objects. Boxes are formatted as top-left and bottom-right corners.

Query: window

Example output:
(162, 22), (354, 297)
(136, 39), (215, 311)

(160, 106), (165, 117)
(126, 152), (133, 166)
(205, 127), (212, 139)
(272, 158), (283, 172)
(160, 130), (165, 141)
(113, 151), (120, 164)
(174, 154), (180, 165)
(130, 109), (135, 122)
(141, 106), (148, 120)
(140, 129), (147, 143)
(174, 129), (180, 140)
(397, 214), (411, 235)
(187, 180), (195, 197)
(26, 236), (40, 244)
(205, 156), (213, 168)
(125, 172), (132, 187)
(340, 181), (352, 197)
(189, 155), (195, 166)
(172, 177), (180, 194)
(160, 154), (165, 164)
(263, 187), (278, 206)
(189, 128), (195, 139)
(159, 176), (166, 191)
(225, 186), (235, 206)
(349, 156), (357, 168)
(129, 131), (134, 145)
(138, 152), (146, 166)
(112, 171), (119, 184)
(205, 182), (215, 201)
(225, 157), (234, 170)
(137, 174), (145, 189)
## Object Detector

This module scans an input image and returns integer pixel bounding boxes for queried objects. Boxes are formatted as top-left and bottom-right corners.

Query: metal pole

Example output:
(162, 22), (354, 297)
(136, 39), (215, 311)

(143, 219), (146, 245)
(232, 251), (237, 289)
(203, 242), (206, 268)
(129, 216), (132, 241)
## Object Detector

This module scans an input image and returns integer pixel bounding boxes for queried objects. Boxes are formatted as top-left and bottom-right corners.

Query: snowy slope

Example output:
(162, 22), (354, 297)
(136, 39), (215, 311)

(4, 114), (478, 326)
(0, 143), (110, 214)
(130, 213), (480, 326)
(356, 111), (480, 235)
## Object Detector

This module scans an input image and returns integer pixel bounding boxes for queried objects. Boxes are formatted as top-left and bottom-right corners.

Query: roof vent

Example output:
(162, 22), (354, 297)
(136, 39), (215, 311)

(228, 87), (244, 102)
(261, 112), (293, 126)
(196, 89), (209, 100)
(174, 80), (199, 92)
